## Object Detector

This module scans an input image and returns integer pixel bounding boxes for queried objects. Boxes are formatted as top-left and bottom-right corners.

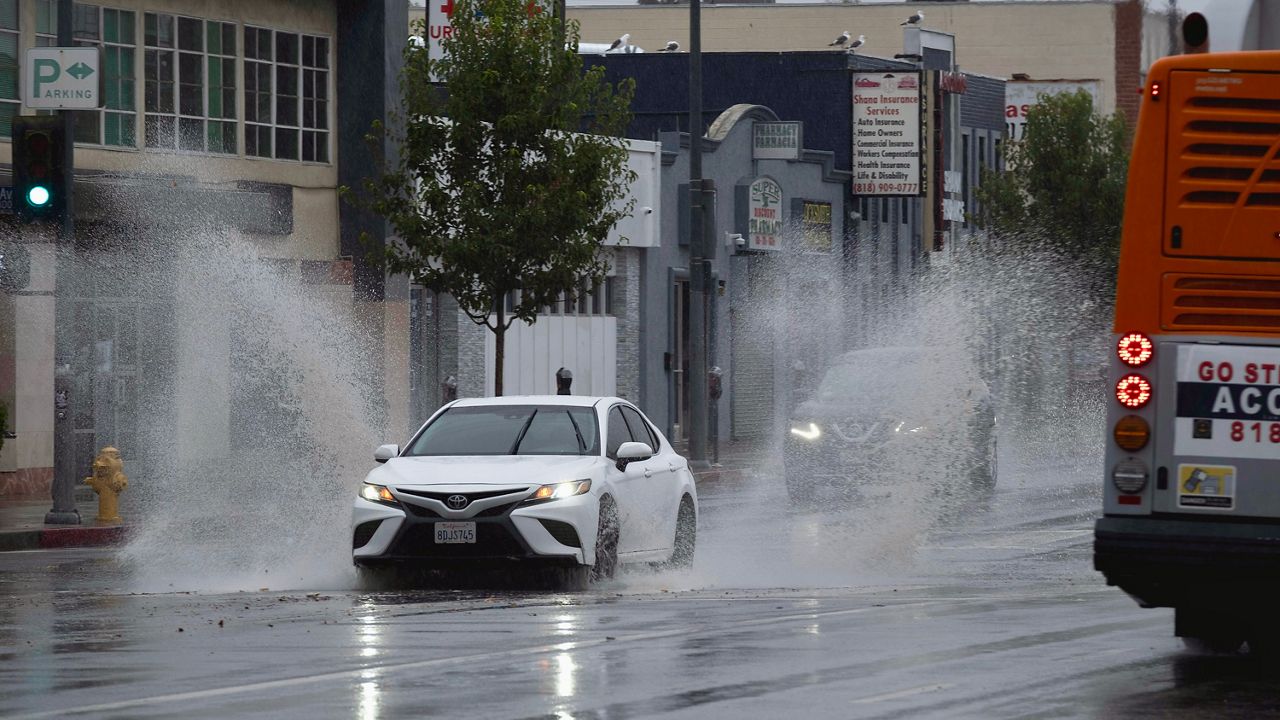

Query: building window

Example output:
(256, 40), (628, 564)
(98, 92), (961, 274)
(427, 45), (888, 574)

(245, 26), (329, 162)
(144, 13), (234, 153)
(0, 0), (18, 138)
(901, 196), (908, 224)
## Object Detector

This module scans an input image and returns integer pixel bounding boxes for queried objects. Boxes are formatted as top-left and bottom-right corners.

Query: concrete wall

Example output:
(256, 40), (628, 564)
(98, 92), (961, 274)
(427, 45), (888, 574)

(571, 1), (1138, 117)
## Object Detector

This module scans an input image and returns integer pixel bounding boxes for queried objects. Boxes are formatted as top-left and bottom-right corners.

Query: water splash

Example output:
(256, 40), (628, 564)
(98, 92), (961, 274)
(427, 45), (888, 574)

(118, 232), (382, 593)
(650, 236), (1112, 590)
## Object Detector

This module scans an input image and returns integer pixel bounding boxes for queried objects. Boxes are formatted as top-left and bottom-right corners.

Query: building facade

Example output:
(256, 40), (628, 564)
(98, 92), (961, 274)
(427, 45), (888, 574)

(0, 0), (408, 497)
(568, 0), (1174, 125)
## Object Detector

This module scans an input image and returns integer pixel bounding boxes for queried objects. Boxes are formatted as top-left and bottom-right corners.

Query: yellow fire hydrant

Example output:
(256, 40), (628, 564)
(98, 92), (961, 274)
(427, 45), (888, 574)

(85, 446), (128, 524)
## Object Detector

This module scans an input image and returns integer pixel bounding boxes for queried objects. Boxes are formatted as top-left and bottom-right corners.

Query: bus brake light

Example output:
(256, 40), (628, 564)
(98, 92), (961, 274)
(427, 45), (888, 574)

(1116, 374), (1152, 409)
(1117, 333), (1154, 367)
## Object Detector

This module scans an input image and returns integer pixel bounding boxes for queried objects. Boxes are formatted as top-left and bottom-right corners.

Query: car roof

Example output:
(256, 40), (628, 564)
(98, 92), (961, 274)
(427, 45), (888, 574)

(450, 395), (620, 409)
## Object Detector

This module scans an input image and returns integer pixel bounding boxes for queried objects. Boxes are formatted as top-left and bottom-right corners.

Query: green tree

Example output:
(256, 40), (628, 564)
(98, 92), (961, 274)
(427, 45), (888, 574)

(349, 0), (636, 395)
(975, 90), (1130, 270)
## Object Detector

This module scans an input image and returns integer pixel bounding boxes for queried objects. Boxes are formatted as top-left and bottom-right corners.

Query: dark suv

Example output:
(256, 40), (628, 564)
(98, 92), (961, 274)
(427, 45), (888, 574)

(783, 347), (996, 505)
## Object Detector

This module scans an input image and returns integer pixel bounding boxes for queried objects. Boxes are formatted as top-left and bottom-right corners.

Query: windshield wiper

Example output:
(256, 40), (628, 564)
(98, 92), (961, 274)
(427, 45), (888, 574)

(566, 411), (587, 454)
(509, 409), (538, 455)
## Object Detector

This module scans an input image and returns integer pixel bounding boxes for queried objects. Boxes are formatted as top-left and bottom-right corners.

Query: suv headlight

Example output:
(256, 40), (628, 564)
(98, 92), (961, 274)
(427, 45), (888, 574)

(789, 422), (822, 441)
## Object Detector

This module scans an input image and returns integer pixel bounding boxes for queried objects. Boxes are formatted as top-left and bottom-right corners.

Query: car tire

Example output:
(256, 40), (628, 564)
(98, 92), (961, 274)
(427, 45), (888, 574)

(668, 496), (697, 568)
(786, 476), (816, 507)
(970, 433), (997, 492)
(591, 496), (619, 583)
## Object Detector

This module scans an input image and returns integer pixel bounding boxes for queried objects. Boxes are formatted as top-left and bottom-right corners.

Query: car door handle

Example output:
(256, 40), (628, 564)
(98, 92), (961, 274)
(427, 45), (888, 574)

(644, 466), (652, 478)
(668, 462), (677, 472)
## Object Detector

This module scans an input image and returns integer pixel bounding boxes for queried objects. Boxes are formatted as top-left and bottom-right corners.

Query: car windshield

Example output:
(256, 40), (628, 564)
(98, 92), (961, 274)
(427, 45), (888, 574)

(404, 405), (600, 456)
(811, 351), (962, 408)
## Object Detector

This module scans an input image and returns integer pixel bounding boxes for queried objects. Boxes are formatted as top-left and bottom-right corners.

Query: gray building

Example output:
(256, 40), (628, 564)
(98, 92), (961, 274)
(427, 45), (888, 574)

(646, 104), (849, 445)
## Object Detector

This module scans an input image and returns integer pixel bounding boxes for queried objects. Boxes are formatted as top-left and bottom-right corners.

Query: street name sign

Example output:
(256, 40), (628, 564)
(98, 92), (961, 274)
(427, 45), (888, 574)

(23, 47), (102, 109)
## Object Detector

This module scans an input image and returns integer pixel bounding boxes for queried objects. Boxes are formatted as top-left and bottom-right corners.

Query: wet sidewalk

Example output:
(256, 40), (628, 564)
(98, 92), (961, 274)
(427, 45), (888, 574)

(686, 439), (768, 485)
(0, 493), (129, 552)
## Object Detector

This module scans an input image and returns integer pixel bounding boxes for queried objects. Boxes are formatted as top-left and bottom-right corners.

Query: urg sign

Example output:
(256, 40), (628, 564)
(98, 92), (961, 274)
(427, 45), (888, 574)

(23, 47), (101, 109)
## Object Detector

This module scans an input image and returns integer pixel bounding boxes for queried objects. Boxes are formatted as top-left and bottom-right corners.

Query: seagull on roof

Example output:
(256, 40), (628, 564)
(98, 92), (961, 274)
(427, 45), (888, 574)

(848, 34), (865, 51)
(608, 33), (630, 51)
(901, 10), (924, 26)
(660, 40), (680, 52)
(828, 31), (850, 47)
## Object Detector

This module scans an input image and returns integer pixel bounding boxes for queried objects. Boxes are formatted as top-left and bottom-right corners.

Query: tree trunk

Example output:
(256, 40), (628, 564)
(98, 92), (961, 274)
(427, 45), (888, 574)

(494, 292), (505, 397)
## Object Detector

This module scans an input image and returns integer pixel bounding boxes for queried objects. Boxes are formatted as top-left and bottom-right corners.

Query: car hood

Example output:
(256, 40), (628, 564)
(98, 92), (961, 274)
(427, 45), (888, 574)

(364, 455), (603, 489)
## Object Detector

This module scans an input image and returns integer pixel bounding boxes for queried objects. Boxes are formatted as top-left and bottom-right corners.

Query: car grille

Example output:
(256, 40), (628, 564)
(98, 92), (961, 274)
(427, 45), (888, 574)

(403, 503), (441, 518)
(396, 488), (527, 504)
(539, 519), (581, 548)
(475, 501), (519, 518)
(389, 522), (526, 558)
(352, 520), (381, 549)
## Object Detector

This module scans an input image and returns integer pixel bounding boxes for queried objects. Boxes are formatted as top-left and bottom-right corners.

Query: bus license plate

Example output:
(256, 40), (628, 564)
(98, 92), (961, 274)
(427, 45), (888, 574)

(434, 522), (476, 544)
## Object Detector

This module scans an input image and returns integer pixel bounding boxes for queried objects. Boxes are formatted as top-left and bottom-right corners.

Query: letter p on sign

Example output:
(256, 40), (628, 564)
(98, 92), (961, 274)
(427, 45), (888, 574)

(32, 59), (59, 97)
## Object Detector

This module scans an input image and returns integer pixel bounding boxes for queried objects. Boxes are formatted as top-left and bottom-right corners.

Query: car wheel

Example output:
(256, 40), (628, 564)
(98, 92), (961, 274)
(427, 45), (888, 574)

(591, 496), (619, 583)
(786, 476), (816, 507)
(668, 497), (696, 568)
(970, 432), (997, 491)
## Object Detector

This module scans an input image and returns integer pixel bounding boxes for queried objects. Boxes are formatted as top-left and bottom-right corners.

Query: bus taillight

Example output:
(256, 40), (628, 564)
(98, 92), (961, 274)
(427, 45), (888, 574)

(1114, 415), (1151, 450)
(1116, 374), (1152, 408)
(1117, 333), (1154, 367)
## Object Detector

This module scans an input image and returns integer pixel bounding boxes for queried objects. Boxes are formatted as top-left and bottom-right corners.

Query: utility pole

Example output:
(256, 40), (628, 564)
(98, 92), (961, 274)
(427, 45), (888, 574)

(1167, 0), (1180, 55)
(686, 0), (709, 468)
(45, 0), (79, 525)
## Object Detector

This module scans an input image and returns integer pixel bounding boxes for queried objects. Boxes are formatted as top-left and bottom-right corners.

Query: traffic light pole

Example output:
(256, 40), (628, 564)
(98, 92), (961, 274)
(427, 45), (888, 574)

(44, 0), (78, 525)
(686, 0), (709, 469)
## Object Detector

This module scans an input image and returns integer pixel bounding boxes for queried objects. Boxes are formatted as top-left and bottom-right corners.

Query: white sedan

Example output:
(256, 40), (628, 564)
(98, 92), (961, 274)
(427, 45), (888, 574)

(352, 396), (698, 583)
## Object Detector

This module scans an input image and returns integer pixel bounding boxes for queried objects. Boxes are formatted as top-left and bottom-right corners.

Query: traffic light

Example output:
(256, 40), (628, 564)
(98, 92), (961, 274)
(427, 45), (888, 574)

(1182, 12), (1210, 54)
(11, 115), (66, 224)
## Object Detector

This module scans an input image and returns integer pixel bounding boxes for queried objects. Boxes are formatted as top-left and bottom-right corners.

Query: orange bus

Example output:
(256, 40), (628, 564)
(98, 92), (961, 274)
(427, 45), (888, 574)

(1093, 48), (1280, 652)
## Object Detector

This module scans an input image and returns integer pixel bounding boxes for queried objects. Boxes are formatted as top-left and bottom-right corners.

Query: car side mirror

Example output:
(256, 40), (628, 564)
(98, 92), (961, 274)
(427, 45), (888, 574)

(616, 441), (654, 471)
(374, 444), (399, 463)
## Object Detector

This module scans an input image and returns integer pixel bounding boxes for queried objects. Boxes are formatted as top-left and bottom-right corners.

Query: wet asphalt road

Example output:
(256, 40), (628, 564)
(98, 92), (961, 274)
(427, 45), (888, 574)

(3, 448), (1278, 719)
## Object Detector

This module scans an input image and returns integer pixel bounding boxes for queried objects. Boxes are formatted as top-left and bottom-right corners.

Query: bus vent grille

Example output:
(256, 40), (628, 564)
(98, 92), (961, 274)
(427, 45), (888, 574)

(1165, 275), (1280, 331)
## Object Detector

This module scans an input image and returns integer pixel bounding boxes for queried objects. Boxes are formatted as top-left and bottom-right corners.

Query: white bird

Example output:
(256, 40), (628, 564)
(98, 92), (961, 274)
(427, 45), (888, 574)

(901, 10), (924, 26)
(848, 34), (865, 51)
(828, 31), (850, 47)
(608, 33), (630, 51)
(660, 40), (680, 52)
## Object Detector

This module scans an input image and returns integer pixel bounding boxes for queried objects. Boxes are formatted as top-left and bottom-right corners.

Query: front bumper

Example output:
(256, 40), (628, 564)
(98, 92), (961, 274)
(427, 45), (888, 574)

(351, 495), (593, 567)
(1094, 515), (1280, 607)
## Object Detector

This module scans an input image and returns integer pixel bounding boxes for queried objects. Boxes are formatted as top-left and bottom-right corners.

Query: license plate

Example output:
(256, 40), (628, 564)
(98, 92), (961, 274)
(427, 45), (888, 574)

(434, 522), (476, 544)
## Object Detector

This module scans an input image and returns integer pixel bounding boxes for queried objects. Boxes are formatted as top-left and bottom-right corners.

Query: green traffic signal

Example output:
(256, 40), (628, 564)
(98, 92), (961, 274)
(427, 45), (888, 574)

(25, 185), (50, 207)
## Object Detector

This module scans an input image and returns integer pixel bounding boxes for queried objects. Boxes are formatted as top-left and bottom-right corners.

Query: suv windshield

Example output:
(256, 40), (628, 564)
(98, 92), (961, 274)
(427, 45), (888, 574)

(404, 405), (600, 456)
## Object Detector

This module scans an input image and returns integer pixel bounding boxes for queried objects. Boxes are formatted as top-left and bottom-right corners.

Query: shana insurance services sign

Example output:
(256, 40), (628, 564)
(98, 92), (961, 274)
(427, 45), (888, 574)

(852, 72), (923, 196)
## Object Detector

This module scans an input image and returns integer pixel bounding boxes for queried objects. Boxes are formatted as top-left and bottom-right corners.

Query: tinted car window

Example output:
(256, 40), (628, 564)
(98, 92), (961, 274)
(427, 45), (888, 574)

(620, 406), (658, 451)
(519, 408), (598, 454)
(406, 406), (598, 456)
(606, 406), (631, 458)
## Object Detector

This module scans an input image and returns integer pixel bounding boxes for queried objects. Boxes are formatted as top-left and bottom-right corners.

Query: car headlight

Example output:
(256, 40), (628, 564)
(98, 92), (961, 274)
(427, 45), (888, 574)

(789, 422), (822, 441)
(524, 480), (592, 504)
(359, 483), (398, 506)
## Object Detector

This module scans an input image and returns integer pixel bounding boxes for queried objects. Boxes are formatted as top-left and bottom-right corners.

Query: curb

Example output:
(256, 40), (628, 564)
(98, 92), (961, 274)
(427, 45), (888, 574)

(0, 525), (128, 552)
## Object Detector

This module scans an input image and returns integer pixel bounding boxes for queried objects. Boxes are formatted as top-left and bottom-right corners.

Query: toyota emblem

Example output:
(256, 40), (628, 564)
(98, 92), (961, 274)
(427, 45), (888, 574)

(446, 494), (469, 510)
